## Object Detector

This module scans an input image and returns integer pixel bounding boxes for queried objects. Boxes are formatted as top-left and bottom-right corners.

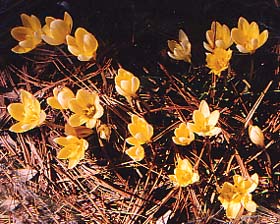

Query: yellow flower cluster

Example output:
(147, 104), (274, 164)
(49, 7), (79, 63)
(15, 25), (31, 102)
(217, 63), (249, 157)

(203, 17), (268, 76)
(169, 157), (199, 187)
(125, 115), (153, 161)
(218, 173), (259, 219)
(172, 100), (221, 144)
(11, 12), (98, 61)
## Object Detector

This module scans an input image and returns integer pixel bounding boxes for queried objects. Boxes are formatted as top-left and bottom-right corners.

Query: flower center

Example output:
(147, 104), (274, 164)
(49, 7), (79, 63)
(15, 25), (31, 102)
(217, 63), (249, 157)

(83, 104), (96, 118)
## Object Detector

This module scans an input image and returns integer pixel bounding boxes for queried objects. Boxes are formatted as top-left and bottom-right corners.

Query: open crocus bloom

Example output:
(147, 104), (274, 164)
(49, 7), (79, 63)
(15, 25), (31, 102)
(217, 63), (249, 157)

(203, 21), (232, 52)
(231, 17), (268, 54)
(47, 87), (75, 110)
(125, 145), (145, 162)
(54, 135), (89, 169)
(66, 27), (99, 61)
(218, 173), (259, 219)
(172, 123), (195, 146)
(206, 47), (232, 76)
(11, 14), (42, 53)
(42, 12), (72, 45)
(188, 100), (221, 137)
(169, 157), (199, 187)
(68, 89), (104, 129)
(7, 90), (46, 133)
(248, 125), (265, 148)
(168, 29), (192, 63)
(126, 115), (153, 145)
(115, 68), (140, 104)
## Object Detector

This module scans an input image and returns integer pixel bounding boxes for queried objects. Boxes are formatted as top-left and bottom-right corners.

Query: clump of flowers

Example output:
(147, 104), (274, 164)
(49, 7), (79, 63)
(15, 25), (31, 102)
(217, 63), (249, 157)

(231, 17), (268, 54)
(125, 115), (153, 161)
(248, 125), (265, 147)
(188, 100), (221, 137)
(169, 157), (199, 187)
(218, 173), (259, 219)
(167, 29), (192, 63)
(203, 21), (232, 52)
(68, 89), (104, 129)
(206, 47), (232, 76)
(54, 135), (89, 169)
(42, 12), (73, 45)
(172, 123), (195, 146)
(7, 90), (46, 133)
(66, 27), (99, 61)
(11, 14), (42, 53)
(47, 87), (75, 110)
(115, 68), (140, 104)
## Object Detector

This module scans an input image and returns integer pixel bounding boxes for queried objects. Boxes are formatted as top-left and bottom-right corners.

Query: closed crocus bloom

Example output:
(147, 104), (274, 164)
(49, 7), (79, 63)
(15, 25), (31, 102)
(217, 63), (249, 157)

(66, 27), (98, 61)
(206, 47), (232, 76)
(172, 123), (195, 146)
(11, 14), (42, 53)
(47, 87), (74, 110)
(7, 90), (46, 133)
(203, 21), (233, 52)
(218, 173), (258, 219)
(68, 89), (104, 129)
(64, 123), (94, 138)
(126, 115), (153, 145)
(248, 125), (265, 147)
(169, 158), (199, 187)
(231, 17), (268, 54)
(125, 145), (145, 162)
(168, 29), (191, 63)
(188, 100), (221, 137)
(42, 12), (72, 45)
(115, 68), (140, 104)
(54, 135), (89, 169)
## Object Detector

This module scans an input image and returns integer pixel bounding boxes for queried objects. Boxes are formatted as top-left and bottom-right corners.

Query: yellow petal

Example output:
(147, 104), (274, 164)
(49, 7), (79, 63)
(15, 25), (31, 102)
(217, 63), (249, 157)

(168, 40), (177, 51)
(9, 122), (37, 133)
(7, 103), (25, 121)
(57, 145), (74, 159)
(77, 54), (94, 61)
(21, 14), (41, 31)
(47, 96), (63, 109)
(199, 100), (210, 117)
(64, 12), (73, 30)
(11, 27), (33, 41)
(208, 110), (220, 127)
(76, 89), (93, 107)
(11, 45), (32, 53)
(226, 201), (241, 219)
(126, 137), (140, 145)
(69, 114), (89, 127)
(68, 158), (80, 169)
(258, 30), (268, 48)
(57, 87), (74, 109)
(126, 145), (145, 161)
(243, 197), (257, 212)
(86, 118), (96, 129)
(192, 110), (206, 128)
(68, 99), (84, 114)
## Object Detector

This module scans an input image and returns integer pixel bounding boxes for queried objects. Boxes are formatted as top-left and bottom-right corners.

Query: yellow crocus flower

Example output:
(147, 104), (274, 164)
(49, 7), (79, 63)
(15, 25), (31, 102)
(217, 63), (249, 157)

(7, 90), (46, 133)
(66, 27), (99, 61)
(203, 21), (233, 52)
(54, 135), (89, 169)
(125, 145), (145, 162)
(126, 115), (153, 145)
(188, 100), (221, 137)
(218, 173), (258, 219)
(167, 29), (191, 63)
(68, 89), (104, 129)
(115, 68), (140, 104)
(42, 12), (72, 45)
(172, 123), (195, 146)
(169, 157), (199, 187)
(248, 125), (265, 148)
(231, 17), (268, 54)
(11, 14), (42, 53)
(47, 87), (75, 110)
(206, 47), (232, 76)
